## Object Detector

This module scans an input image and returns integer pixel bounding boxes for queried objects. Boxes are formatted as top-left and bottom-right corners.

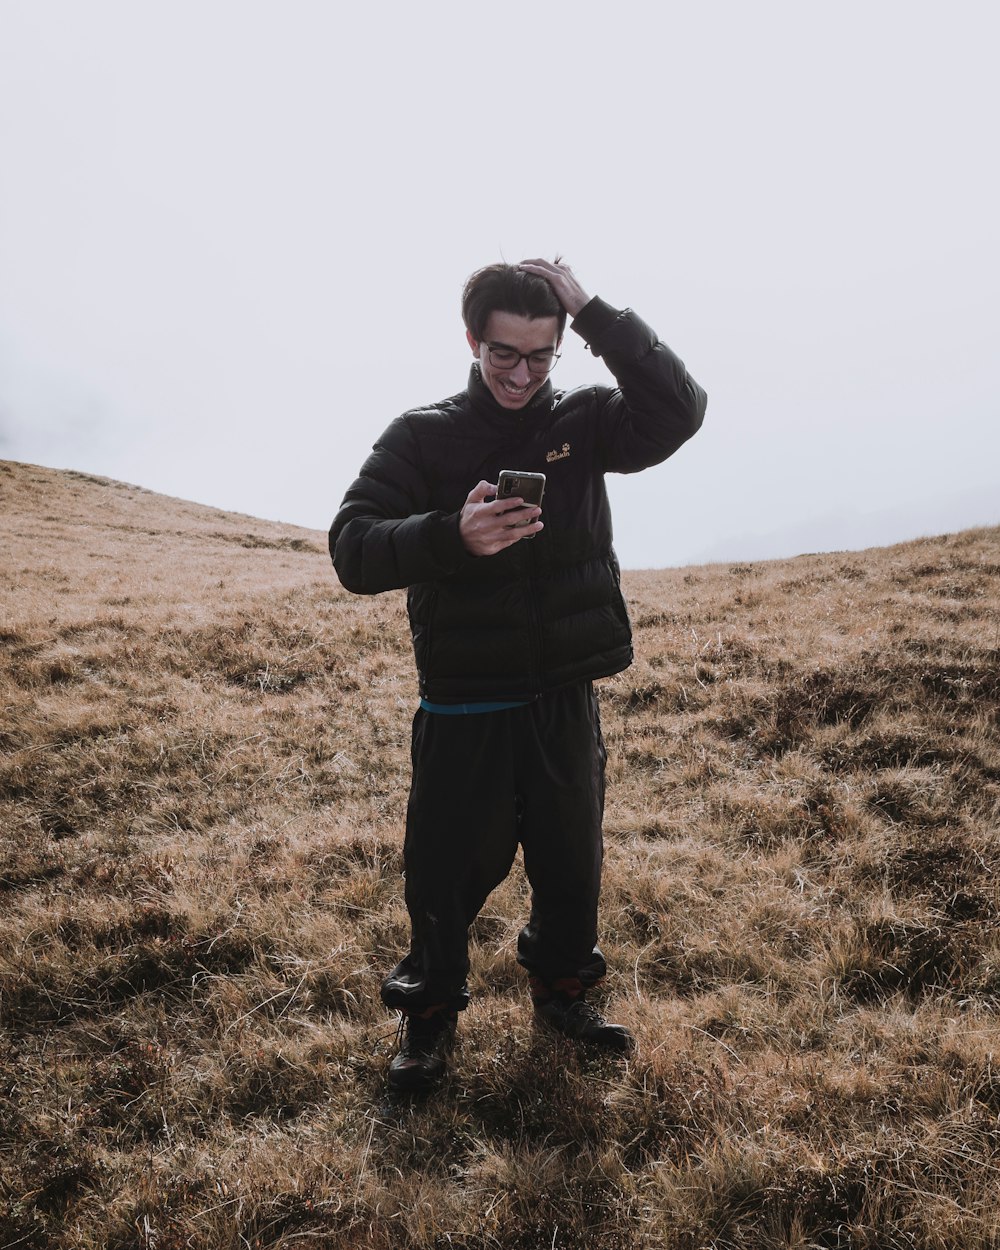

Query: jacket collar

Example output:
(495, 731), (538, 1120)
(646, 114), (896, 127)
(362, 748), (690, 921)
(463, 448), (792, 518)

(467, 364), (554, 424)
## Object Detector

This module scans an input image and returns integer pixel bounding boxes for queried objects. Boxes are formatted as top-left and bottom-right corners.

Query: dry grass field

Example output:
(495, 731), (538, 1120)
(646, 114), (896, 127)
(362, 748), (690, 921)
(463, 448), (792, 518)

(2, 458), (999, 1249)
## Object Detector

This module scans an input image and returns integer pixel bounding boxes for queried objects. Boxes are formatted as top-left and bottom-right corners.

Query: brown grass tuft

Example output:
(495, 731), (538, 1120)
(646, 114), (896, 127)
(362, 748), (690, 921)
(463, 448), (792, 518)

(2, 460), (1000, 1247)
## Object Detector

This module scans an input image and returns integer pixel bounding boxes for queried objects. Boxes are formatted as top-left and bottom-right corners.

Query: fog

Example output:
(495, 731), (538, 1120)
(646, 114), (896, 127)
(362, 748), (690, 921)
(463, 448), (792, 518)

(1, 1), (997, 567)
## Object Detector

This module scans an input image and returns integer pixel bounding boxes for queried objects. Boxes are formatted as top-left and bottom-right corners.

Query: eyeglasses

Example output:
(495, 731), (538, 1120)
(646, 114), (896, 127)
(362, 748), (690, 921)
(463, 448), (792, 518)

(485, 343), (561, 374)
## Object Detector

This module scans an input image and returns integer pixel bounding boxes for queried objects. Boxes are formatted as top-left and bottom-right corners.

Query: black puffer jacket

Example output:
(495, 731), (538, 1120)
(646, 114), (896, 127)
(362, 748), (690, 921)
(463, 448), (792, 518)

(330, 296), (707, 703)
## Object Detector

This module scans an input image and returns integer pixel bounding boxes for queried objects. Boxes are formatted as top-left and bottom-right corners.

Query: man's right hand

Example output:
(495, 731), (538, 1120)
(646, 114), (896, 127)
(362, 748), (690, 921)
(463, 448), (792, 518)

(459, 481), (543, 556)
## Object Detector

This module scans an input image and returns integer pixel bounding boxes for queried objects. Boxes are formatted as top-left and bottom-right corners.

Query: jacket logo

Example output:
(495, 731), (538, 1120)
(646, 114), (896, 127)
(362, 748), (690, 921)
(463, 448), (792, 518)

(546, 442), (571, 463)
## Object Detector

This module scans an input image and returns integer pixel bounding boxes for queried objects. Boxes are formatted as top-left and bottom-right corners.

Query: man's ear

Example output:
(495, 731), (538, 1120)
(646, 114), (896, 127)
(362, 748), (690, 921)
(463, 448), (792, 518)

(466, 329), (480, 356)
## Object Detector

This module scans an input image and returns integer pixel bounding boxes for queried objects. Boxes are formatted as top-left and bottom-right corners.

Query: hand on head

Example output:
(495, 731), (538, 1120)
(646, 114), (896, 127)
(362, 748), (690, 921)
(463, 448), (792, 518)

(518, 258), (590, 318)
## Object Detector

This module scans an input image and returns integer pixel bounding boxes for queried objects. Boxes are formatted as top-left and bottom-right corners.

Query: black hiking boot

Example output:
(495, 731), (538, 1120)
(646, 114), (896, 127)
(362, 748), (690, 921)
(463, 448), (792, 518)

(534, 993), (635, 1055)
(387, 1007), (457, 1092)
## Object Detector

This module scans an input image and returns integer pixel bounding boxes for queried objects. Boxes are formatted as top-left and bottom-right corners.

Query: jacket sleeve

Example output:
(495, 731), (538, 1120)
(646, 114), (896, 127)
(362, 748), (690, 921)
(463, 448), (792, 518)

(571, 296), (707, 474)
(329, 415), (473, 595)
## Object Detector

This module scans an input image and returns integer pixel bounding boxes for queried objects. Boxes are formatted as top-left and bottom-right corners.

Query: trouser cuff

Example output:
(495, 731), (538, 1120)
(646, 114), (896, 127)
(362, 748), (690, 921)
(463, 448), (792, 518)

(380, 955), (471, 1014)
(399, 1002), (458, 1022)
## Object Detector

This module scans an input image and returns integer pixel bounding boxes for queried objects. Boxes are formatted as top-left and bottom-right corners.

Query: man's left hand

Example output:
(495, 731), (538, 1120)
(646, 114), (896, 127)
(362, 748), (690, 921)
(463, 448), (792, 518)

(518, 258), (591, 318)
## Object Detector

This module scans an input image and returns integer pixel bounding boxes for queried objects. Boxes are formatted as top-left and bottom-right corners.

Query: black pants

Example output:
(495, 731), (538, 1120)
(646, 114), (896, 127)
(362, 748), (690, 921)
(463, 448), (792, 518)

(380, 681), (608, 1013)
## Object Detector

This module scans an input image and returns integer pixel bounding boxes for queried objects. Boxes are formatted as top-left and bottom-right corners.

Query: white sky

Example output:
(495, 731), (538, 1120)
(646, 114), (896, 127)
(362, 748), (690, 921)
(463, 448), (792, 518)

(1, 0), (997, 569)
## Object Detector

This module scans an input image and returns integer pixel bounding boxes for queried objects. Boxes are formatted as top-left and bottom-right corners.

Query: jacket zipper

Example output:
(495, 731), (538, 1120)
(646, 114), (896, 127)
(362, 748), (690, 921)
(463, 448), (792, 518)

(421, 586), (438, 694)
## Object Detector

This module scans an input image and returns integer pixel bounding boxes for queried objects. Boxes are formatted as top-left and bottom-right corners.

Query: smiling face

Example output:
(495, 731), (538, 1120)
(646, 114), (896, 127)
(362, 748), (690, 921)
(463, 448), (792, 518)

(467, 311), (562, 410)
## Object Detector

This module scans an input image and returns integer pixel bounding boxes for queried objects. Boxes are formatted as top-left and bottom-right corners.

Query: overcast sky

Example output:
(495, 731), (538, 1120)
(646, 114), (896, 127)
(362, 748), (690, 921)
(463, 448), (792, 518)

(1, 1), (997, 568)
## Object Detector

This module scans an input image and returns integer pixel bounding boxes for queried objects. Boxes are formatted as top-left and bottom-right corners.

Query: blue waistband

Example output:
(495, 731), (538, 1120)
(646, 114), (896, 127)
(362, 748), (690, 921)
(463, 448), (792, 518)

(419, 698), (531, 715)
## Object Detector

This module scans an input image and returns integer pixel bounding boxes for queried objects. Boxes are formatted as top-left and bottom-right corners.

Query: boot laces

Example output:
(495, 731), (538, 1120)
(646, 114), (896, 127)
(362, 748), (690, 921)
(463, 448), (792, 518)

(566, 997), (606, 1027)
(395, 1010), (451, 1056)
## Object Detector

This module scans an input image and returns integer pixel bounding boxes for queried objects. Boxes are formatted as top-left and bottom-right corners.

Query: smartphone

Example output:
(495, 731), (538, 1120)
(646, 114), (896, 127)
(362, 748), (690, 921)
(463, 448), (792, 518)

(497, 470), (546, 536)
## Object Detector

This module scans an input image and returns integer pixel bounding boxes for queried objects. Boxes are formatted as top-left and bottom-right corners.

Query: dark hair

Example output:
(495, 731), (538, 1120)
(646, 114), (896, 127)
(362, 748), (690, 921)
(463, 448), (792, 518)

(461, 263), (567, 342)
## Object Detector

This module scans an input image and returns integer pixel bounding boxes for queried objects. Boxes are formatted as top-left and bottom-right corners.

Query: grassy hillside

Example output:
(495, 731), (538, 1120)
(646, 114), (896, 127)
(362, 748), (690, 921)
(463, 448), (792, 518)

(2, 458), (999, 1249)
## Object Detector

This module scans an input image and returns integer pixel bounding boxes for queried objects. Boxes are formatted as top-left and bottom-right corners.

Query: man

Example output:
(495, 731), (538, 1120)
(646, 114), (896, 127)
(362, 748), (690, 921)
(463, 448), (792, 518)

(330, 258), (706, 1092)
